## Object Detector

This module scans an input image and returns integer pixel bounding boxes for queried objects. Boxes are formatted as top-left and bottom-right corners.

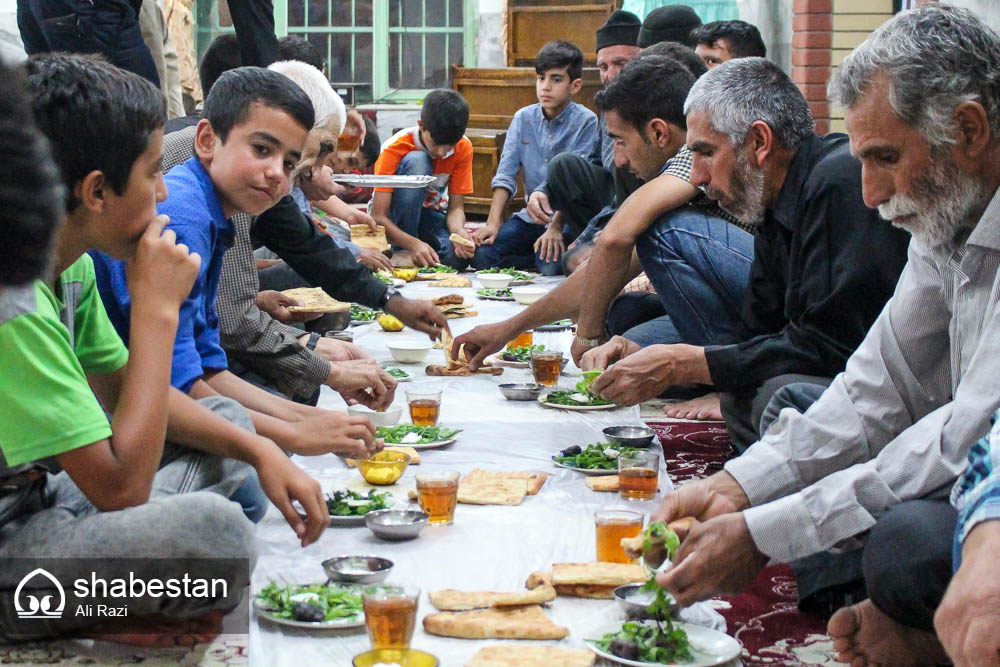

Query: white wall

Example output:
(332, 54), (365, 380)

(475, 0), (506, 68)
(0, 0), (25, 64)
(737, 0), (793, 74)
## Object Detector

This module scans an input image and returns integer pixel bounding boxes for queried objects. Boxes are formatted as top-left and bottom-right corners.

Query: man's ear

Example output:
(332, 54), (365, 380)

(76, 171), (107, 214)
(570, 78), (584, 96)
(746, 120), (775, 167)
(193, 118), (218, 163)
(648, 118), (674, 148)
(953, 100), (991, 160)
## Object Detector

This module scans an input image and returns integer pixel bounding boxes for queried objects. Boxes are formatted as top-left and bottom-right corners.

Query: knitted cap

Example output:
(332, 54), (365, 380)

(596, 10), (641, 51)
(637, 5), (702, 48)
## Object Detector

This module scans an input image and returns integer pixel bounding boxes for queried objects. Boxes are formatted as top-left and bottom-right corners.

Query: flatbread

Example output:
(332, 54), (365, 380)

(458, 475), (528, 506)
(423, 605), (568, 640)
(524, 571), (624, 599)
(466, 645), (596, 667)
(441, 327), (467, 370)
(280, 287), (350, 313)
(449, 232), (476, 248)
(434, 275), (473, 288)
(444, 310), (478, 319)
(421, 294), (464, 305)
(463, 469), (546, 496)
(585, 475), (619, 492)
(428, 585), (556, 611)
(345, 446), (420, 467)
(551, 562), (646, 587)
(350, 223), (390, 251)
(525, 571), (552, 589)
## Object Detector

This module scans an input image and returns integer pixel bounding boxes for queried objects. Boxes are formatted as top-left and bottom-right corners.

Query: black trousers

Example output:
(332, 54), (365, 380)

(544, 153), (615, 236)
(720, 374), (833, 454)
(227, 0), (279, 67)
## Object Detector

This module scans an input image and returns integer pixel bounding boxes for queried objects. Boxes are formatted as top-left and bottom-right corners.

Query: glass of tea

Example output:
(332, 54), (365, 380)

(415, 470), (459, 524)
(506, 330), (533, 349)
(595, 509), (644, 563)
(530, 348), (563, 386)
(406, 388), (442, 426)
(618, 450), (659, 500)
(362, 584), (420, 650)
(337, 123), (362, 158)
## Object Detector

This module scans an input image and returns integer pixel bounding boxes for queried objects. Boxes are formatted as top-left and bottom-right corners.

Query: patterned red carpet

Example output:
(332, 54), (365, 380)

(648, 419), (838, 666)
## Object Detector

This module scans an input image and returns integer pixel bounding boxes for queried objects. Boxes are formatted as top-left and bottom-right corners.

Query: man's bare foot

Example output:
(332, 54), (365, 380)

(663, 393), (723, 420)
(80, 610), (223, 648)
(828, 599), (947, 666)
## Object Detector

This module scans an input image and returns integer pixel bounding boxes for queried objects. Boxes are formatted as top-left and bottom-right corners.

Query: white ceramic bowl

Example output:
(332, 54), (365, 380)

(386, 339), (433, 364)
(347, 403), (403, 427)
(510, 286), (547, 305)
(477, 273), (513, 289)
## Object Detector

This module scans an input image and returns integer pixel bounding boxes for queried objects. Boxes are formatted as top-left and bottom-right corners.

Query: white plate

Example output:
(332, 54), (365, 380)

(476, 291), (515, 301)
(383, 438), (456, 450)
(331, 174), (435, 188)
(535, 320), (574, 331)
(476, 270), (536, 286)
(538, 394), (620, 411)
(294, 500), (395, 526)
(550, 456), (619, 476)
(586, 621), (741, 666)
(380, 364), (413, 382)
(486, 353), (529, 368)
(253, 586), (365, 630)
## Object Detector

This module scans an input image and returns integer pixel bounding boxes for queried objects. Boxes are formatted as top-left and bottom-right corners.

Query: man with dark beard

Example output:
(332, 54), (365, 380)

(581, 57), (910, 454)
(641, 6), (1000, 666)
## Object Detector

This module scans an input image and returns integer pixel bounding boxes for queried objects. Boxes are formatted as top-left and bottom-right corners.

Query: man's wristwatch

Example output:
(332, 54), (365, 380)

(574, 333), (606, 348)
(378, 286), (401, 309)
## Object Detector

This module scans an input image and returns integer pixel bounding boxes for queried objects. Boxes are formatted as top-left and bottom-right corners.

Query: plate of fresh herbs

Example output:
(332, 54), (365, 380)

(254, 581), (365, 629)
(417, 264), (458, 277)
(475, 267), (536, 285)
(350, 304), (380, 325)
(539, 370), (617, 410)
(380, 365), (412, 381)
(476, 287), (514, 301)
(486, 344), (545, 368)
(375, 424), (462, 449)
(551, 443), (641, 475)
(295, 489), (395, 526)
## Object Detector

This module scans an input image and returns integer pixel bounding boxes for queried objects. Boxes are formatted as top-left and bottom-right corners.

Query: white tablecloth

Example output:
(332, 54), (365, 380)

(248, 276), (728, 666)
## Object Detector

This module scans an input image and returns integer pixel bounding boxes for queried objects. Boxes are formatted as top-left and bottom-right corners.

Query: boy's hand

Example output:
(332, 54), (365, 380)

(526, 191), (554, 225)
(128, 215), (201, 312)
(289, 411), (381, 458)
(254, 447), (327, 547)
(409, 240), (440, 267)
(451, 231), (476, 259)
(534, 226), (566, 263)
(344, 207), (377, 232)
(358, 248), (394, 272)
(473, 222), (500, 246)
(298, 165), (347, 201)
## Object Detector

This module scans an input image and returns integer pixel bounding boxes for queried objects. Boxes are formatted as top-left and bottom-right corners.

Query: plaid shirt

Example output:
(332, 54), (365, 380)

(162, 128), (331, 401)
(952, 410), (1000, 569)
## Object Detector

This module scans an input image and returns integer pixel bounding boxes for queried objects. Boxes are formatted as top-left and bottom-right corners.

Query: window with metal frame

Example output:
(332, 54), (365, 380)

(194, 0), (477, 104)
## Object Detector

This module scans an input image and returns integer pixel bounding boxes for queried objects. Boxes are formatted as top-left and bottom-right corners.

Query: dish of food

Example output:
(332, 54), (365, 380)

(551, 444), (641, 474)
(486, 344), (546, 369)
(375, 424), (462, 449)
(297, 489), (396, 526)
(350, 304), (380, 325)
(539, 392), (617, 410)
(375, 271), (406, 287)
(476, 288), (514, 301)
(586, 620), (739, 666)
(382, 366), (412, 381)
(535, 319), (574, 331)
(254, 581), (365, 629)
(417, 265), (458, 276)
(475, 267), (536, 285)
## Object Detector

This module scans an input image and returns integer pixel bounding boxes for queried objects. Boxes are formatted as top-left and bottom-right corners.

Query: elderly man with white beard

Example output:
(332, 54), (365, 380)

(637, 5), (1000, 666)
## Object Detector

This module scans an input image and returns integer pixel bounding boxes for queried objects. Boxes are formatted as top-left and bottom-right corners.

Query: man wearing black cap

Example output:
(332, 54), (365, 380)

(637, 4), (703, 48)
(525, 9), (643, 266)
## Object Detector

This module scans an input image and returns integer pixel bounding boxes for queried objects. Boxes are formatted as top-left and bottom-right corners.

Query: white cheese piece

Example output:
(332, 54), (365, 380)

(401, 431), (422, 444)
(569, 392), (591, 403)
(289, 592), (320, 604)
(603, 447), (620, 459)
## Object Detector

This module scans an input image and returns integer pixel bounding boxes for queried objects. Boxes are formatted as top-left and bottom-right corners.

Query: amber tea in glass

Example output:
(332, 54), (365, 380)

(595, 509), (644, 563)
(531, 350), (563, 386)
(337, 125), (361, 157)
(415, 470), (459, 524)
(406, 388), (441, 426)
(507, 330), (534, 349)
(618, 450), (659, 500)
(362, 584), (419, 649)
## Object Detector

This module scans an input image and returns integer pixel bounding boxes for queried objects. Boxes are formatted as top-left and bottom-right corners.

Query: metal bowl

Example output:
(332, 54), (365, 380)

(310, 309), (352, 333)
(365, 509), (429, 541)
(322, 555), (394, 584)
(498, 383), (544, 401)
(614, 582), (678, 618)
(603, 425), (656, 448)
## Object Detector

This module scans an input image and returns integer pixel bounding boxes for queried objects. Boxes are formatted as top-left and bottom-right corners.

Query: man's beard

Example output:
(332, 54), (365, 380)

(878, 152), (986, 251)
(708, 150), (767, 225)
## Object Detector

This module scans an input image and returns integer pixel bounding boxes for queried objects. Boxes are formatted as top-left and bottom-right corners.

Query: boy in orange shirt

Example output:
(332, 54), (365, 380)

(370, 89), (475, 268)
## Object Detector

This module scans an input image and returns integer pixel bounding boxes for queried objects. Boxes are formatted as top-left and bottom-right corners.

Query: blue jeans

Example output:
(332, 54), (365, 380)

(636, 206), (754, 346)
(471, 214), (572, 276)
(389, 151), (466, 269)
(17, 0), (160, 87)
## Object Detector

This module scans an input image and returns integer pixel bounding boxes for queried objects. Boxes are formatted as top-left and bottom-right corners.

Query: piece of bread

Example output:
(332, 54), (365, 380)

(428, 585), (556, 611)
(585, 475), (619, 492)
(280, 287), (350, 313)
(525, 571), (553, 589)
(554, 584), (619, 599)
(345, 446), (420, 467)
(466, 645), (596, 667)
(449, 232), (476, 248)
(423, 605), (568, 640)
(551, 562), (646, 587)
(350, 223), (390, 251)
(428, 294), (464, 305)
(462, 469), (547, 496)
(458, 474), (528, 505)
(434, 275), (473, 288)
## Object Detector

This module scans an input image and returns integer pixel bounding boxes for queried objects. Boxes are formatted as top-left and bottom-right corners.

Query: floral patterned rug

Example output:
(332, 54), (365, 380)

(649, 418), (838, 666)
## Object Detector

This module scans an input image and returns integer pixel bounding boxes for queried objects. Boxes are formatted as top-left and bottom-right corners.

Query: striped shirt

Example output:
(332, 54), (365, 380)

(726, 184), (1000, 563)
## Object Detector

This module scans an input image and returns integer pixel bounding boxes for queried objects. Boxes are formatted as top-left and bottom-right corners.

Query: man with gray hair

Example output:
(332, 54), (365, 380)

(645, 5), (1000, 665)
(580, 57), (908, 454)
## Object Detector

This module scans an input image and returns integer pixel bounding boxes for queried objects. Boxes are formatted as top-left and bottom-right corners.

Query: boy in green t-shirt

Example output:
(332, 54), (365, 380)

(0, 54), (328, 644)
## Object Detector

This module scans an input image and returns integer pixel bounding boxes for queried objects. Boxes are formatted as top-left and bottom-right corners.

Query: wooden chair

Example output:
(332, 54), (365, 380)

(506, 3), (615, 66)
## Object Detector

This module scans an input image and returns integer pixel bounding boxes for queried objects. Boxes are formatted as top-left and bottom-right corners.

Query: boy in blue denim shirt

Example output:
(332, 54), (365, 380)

(471, 40), (598, 275)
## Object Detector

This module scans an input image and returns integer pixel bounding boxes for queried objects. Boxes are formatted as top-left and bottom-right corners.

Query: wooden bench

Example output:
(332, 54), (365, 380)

(507, 2), (615, 66)
(465, 128), (525, 218)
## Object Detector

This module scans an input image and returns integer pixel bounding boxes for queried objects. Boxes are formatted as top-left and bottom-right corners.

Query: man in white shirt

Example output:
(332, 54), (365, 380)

(648, 5), (1000, 665)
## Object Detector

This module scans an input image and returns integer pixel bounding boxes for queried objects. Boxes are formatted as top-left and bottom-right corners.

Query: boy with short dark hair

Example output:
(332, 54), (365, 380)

(0, 53), (327, 643)
(369, 88), (474, 268)
(690, 20), (766, 69)
(471, 40), (597, 275)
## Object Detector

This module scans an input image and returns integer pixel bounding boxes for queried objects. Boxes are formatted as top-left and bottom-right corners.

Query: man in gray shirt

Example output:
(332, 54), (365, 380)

(649, 6), (1000, 665)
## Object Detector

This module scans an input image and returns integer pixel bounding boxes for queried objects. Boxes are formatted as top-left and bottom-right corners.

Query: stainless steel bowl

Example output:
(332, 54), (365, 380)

(498, 383), (544, 401)
(311, 309), (352, 333)
(322, 554), (394, 583)
(613, 582), (678, 618)
(603, 425), (656, 448)
(365, 509), (429, 541)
